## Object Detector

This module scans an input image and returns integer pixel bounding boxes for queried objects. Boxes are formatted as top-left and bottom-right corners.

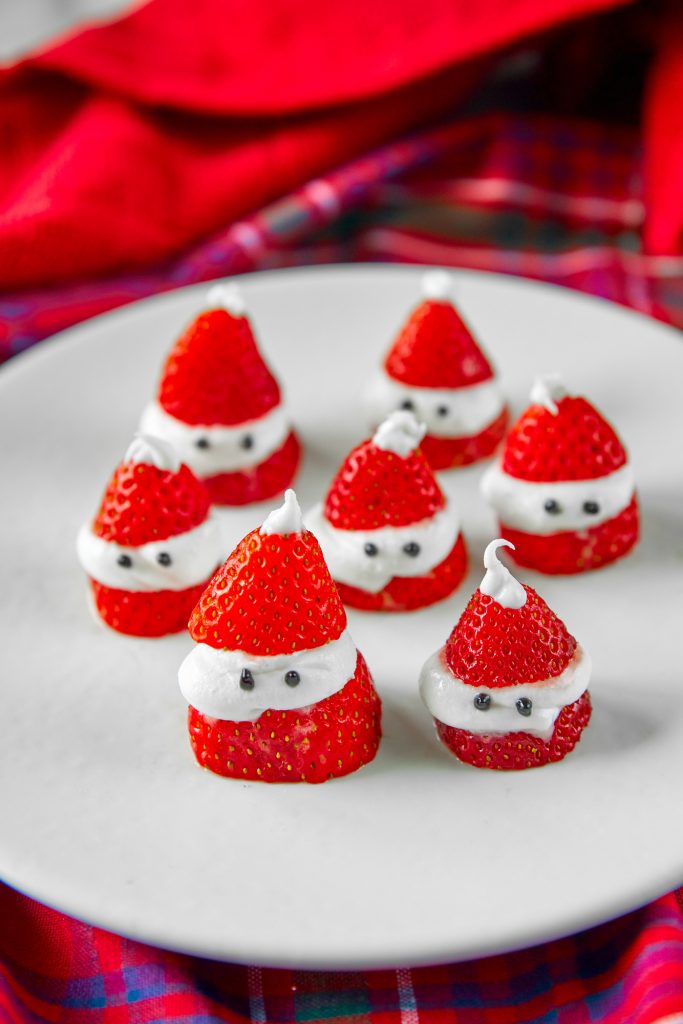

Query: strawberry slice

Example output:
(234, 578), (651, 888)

(419, 408), (508, 470)
(90, 579), (211, 637)
(202, 430), (301, 506)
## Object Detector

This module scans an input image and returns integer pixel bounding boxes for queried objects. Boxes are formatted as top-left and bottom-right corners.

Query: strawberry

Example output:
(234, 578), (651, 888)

(502, 396), (627, 482)
(385, 300), (494, 389)
(435, 692), (592, 770)
(323, 439), (445, 531)
(336, 533), (468, 612)
(201, 430), (301, 507)
(419, 408), (509, 470)
(188, 652), (381, 783)
(93, 461), (210, 546)
(501, 496), (640, 575)
(90, 579), (210, 637)
(158, 309), (280, 426)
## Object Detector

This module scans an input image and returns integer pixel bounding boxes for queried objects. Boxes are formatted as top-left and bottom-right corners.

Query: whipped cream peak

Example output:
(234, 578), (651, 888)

(261, 489), (304, 536)
(480, 539), (527, 609)
(124, 434), (181, 472)
(421, 269), (454, 302)
(530, 374), (567, 415)
(206, 282), (247, 317)
(372, 410), (426, 457)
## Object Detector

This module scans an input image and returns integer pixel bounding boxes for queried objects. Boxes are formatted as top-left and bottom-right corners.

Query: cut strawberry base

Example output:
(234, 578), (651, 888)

(187, 652), (381, 783)
(201, 430), (301, 506)
(90, 577), (212, 637)
(499, 496), (639, 575)
(419, 408), (509, 470)
(335, 533), (468, 612)
(434, 691), (592, 770)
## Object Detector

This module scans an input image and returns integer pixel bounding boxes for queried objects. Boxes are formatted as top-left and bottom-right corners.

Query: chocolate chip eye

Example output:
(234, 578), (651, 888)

(583, 500), (600, 515)
(285, 670), (300, 687)
(364, 542), (379, 557)
(400, 399), (415, 411)
(544, 499), (561, 514)
(436, 405), (449, 417)
(403, 541), (421, 557)
(117, 554), (132, 568)
(474, 693), (491, 711)
(240, 669), (255, 691)
(516, 697), (533, 717)
(195, 437), (210, 450)
(157, 552), (172, 566)
(240, 434), (254, 450)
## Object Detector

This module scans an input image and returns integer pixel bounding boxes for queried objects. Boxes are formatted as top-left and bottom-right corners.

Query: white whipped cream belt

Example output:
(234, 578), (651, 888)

(420, 645), (591, 741)
(179, 629), (358, 721)
(77, 512), (224, 592)
(306, 503), (460, 593)
(481, 463), (635, 534)
(139, 401), (290, 475)
(365, 372), (504, 438)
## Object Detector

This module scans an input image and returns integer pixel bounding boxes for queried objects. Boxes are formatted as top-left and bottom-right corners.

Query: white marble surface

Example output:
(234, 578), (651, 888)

(0, 0), (133, 61)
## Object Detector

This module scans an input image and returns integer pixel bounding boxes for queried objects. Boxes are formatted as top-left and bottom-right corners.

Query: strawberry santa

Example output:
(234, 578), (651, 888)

(178, 490), (382, 783)
(481, 376), (639, 574)
(365, 270), (508, 469)
(420, 539), (592, 770)
(140, 282), (301, 506)
(77, 435), (225, 636)
(306, 411), (467, 612)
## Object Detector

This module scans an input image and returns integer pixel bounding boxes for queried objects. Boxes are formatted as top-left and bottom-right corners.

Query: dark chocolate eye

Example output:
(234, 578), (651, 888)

(157, 552), (172, 566)
(516, 697), (533, 717)
(474, 693), (491, 711)
(400, 399), (415, 411)
(285, 670), (300, 687)
(117, 554), (133, 568)
(195, 437), (210, 450)
(240, 434), (254, 450)
(364, 542), (379, 557)
(403, 542), (421, 557)
(583, 500), (600, 515)
(436, 405), (449, 417)
(544, 499), (561, 514)
(240, 669), (255, 691)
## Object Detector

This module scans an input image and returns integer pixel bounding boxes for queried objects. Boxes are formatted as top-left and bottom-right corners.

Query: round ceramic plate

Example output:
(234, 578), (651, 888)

(1, 266), (682, 970)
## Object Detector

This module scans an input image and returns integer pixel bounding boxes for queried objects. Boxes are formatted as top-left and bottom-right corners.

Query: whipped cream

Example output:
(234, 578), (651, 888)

(480, 539), (526, 609)
(179, 629), (358, 721)
(365, 372), (504, 439)
(206, 282), (247, 316)
(139, 401), (289, 477)
(481, 462), (635, 534)
(421, 268), (455, 301)
(306, 503), (460, 593)
(373, 410), (426, 456)
(126, 434), (181, 472)
(261, 489), (303, 536)
(530, 374), (567, 415)
(77, 513), (224, 592)
(420, 645), (591, 741)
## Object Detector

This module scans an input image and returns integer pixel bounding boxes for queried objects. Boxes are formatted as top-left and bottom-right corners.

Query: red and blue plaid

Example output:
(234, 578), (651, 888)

(1, 110), (682, 1020)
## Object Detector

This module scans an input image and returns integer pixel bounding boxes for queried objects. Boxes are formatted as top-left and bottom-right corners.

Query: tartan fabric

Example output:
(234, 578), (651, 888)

(1, 882), (683, 1022)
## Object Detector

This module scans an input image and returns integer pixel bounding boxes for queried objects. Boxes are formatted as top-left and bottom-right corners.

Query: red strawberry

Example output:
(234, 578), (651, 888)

(324, 439), (445, 531)
(90, 579), (210, 637)
(201, 430), (301, 506)
(436, 692), (592, 770)
(188, 652), (381, 783)
(385, 300), (494, 389)
(501, 496), (639, 575)
(502, 396), (627, 482)
(336, 533), (468, 612)
(419, 408), (509, 470)
(158, 308), (281, 426)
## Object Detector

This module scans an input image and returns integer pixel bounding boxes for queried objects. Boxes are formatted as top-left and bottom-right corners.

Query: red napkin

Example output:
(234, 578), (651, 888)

(0, 0), (628, 291)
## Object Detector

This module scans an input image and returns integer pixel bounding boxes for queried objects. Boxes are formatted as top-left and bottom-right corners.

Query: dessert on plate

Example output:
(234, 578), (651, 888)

(178, 490), (382, 783)
(306, 410), (468, 612)
(365, 269), (508, 469)
(76, 435), (224, 636)
(420, 539), (592, 770)
(140, 282), (301, 506)
(481, 375), (639, 574)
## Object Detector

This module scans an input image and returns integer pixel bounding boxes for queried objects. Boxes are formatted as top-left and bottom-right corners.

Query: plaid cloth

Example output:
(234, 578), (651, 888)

(2, 110), (683, 1020)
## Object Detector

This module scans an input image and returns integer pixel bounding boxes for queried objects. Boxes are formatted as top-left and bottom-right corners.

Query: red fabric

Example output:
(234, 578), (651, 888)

(0, 0), (628, 290)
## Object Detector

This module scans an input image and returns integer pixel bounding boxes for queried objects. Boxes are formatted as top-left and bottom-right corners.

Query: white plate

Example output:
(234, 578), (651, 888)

(1, 266), (682, 970)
